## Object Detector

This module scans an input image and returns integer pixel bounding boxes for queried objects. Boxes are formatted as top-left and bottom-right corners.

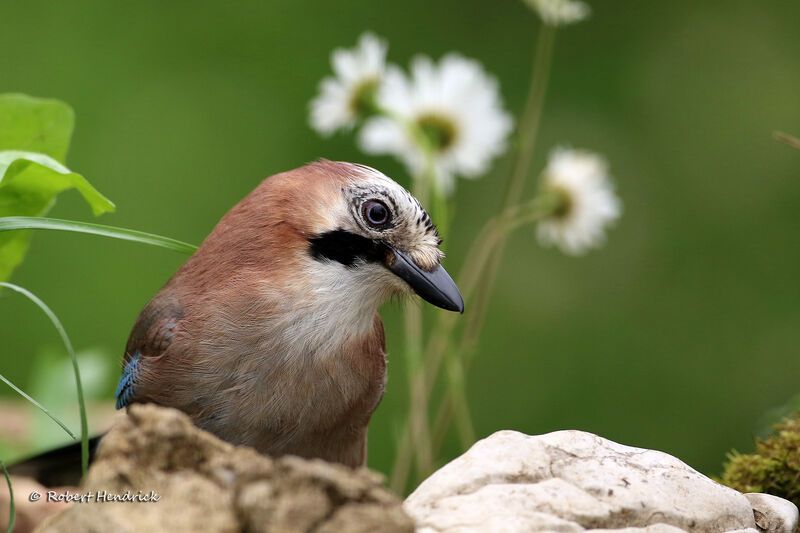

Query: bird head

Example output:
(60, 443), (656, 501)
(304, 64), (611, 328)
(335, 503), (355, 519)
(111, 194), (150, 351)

(189, 160), (463, 337)
(300, 161), (464, 313)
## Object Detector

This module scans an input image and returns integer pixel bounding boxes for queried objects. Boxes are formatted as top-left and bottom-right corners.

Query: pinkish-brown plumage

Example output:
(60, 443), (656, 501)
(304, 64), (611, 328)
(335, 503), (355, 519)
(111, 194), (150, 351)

(117, 161), (462, 467)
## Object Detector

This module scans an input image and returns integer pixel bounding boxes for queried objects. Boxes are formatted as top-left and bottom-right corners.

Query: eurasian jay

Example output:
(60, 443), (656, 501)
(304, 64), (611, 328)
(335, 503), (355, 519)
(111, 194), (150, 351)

(113, 160), (463, 468)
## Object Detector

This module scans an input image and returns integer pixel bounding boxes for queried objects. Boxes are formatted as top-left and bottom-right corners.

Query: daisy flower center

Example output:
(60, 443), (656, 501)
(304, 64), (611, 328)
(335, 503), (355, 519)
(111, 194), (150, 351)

(416, 112), (459, 152)
(546, 185), (574, 220)
(348, 78), (380, 118)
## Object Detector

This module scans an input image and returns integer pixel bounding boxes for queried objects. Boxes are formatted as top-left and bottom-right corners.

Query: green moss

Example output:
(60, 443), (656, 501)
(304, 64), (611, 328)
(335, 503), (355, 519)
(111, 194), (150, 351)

(721, 413), (800, 505)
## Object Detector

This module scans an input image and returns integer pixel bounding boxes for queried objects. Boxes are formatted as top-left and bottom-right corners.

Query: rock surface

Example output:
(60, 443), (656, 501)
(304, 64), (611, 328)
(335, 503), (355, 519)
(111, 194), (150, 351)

(404, 430), (798, 533)
(745, 493), (799, 533)
(34, 404), (413, 533)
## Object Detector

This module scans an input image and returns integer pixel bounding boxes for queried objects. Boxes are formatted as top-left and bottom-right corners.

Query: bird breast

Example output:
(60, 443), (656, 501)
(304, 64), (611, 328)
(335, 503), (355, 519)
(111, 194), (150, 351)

(183, 258), (389, 459)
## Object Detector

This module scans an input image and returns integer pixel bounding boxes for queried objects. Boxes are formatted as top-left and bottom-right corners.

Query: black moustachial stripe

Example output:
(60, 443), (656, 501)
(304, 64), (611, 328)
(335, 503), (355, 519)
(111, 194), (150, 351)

(309, 229), (388, 267)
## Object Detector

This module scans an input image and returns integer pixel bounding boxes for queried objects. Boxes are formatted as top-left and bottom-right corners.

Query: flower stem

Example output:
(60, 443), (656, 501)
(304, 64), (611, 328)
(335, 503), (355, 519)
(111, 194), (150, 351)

(392, 197), (557, 486)
(391, 23), (559, 487)
(423, 21), (558, 400)
(774, 131), (800, 151)
(391, 219), (501, 490)
(423, 195), (558, 400)
(444, 344), (476, 449)
(402, 300), (433, 478)
(399, 148), (441, 489)
(432, 199), (559, 454)
(503, 24), (555, 206)
(390, 420), (414, 493)
(433, 25), (558, 450)
(423, 198), (556, 476)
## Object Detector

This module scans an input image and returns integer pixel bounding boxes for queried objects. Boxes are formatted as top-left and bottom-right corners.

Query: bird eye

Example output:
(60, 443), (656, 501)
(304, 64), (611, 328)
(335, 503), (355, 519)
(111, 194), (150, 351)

(362, 199), (391, 228)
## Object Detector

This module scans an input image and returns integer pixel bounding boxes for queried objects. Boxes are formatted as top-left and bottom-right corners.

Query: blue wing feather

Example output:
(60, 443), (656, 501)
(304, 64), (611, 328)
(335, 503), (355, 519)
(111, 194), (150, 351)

(115, 353), (141, 409)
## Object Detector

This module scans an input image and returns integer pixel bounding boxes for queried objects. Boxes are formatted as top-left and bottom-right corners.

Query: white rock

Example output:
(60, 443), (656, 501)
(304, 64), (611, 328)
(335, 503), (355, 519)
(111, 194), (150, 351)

(405, 430), (765, 533)
(416, 481), (591, 533)
(745, 493), (798, 533)
(592, 526), (689, 533)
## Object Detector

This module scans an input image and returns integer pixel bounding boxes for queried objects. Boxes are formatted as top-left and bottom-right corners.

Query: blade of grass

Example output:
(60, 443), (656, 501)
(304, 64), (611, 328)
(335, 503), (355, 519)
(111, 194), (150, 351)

(0, 216), (197, 254)
(1, 460), (13, 533)
(0, 282), (87, 476)
(0, 374), (75, 440)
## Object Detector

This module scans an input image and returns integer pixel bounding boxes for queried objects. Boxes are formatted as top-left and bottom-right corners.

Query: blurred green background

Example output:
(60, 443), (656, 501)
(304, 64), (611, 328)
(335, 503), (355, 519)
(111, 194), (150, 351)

(0, 0), (798, 480)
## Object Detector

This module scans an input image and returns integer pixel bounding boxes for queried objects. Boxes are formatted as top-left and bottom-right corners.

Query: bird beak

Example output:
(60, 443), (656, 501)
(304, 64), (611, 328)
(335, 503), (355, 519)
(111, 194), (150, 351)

(386, 248), (464, 313)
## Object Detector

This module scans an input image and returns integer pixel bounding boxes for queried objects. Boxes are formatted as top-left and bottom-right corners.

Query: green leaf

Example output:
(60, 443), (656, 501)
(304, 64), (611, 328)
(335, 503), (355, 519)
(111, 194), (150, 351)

(0, 94), (74, 163)
(0, 217), (198, 255)
(0, 151), (116, 282)
(0, 151), (115, 217)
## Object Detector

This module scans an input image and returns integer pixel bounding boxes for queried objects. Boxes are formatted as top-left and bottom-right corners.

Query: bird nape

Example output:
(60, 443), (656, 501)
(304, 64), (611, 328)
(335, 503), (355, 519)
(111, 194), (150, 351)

(10, 160), (463, 484)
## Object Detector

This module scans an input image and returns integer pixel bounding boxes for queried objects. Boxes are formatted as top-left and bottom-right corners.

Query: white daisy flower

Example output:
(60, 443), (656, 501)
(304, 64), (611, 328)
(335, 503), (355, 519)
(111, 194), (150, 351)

(523, 0), (590, 26)
(358, 54), (512, 194)
(536, 147), (621, 255)
(309, 32), (388, 136)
